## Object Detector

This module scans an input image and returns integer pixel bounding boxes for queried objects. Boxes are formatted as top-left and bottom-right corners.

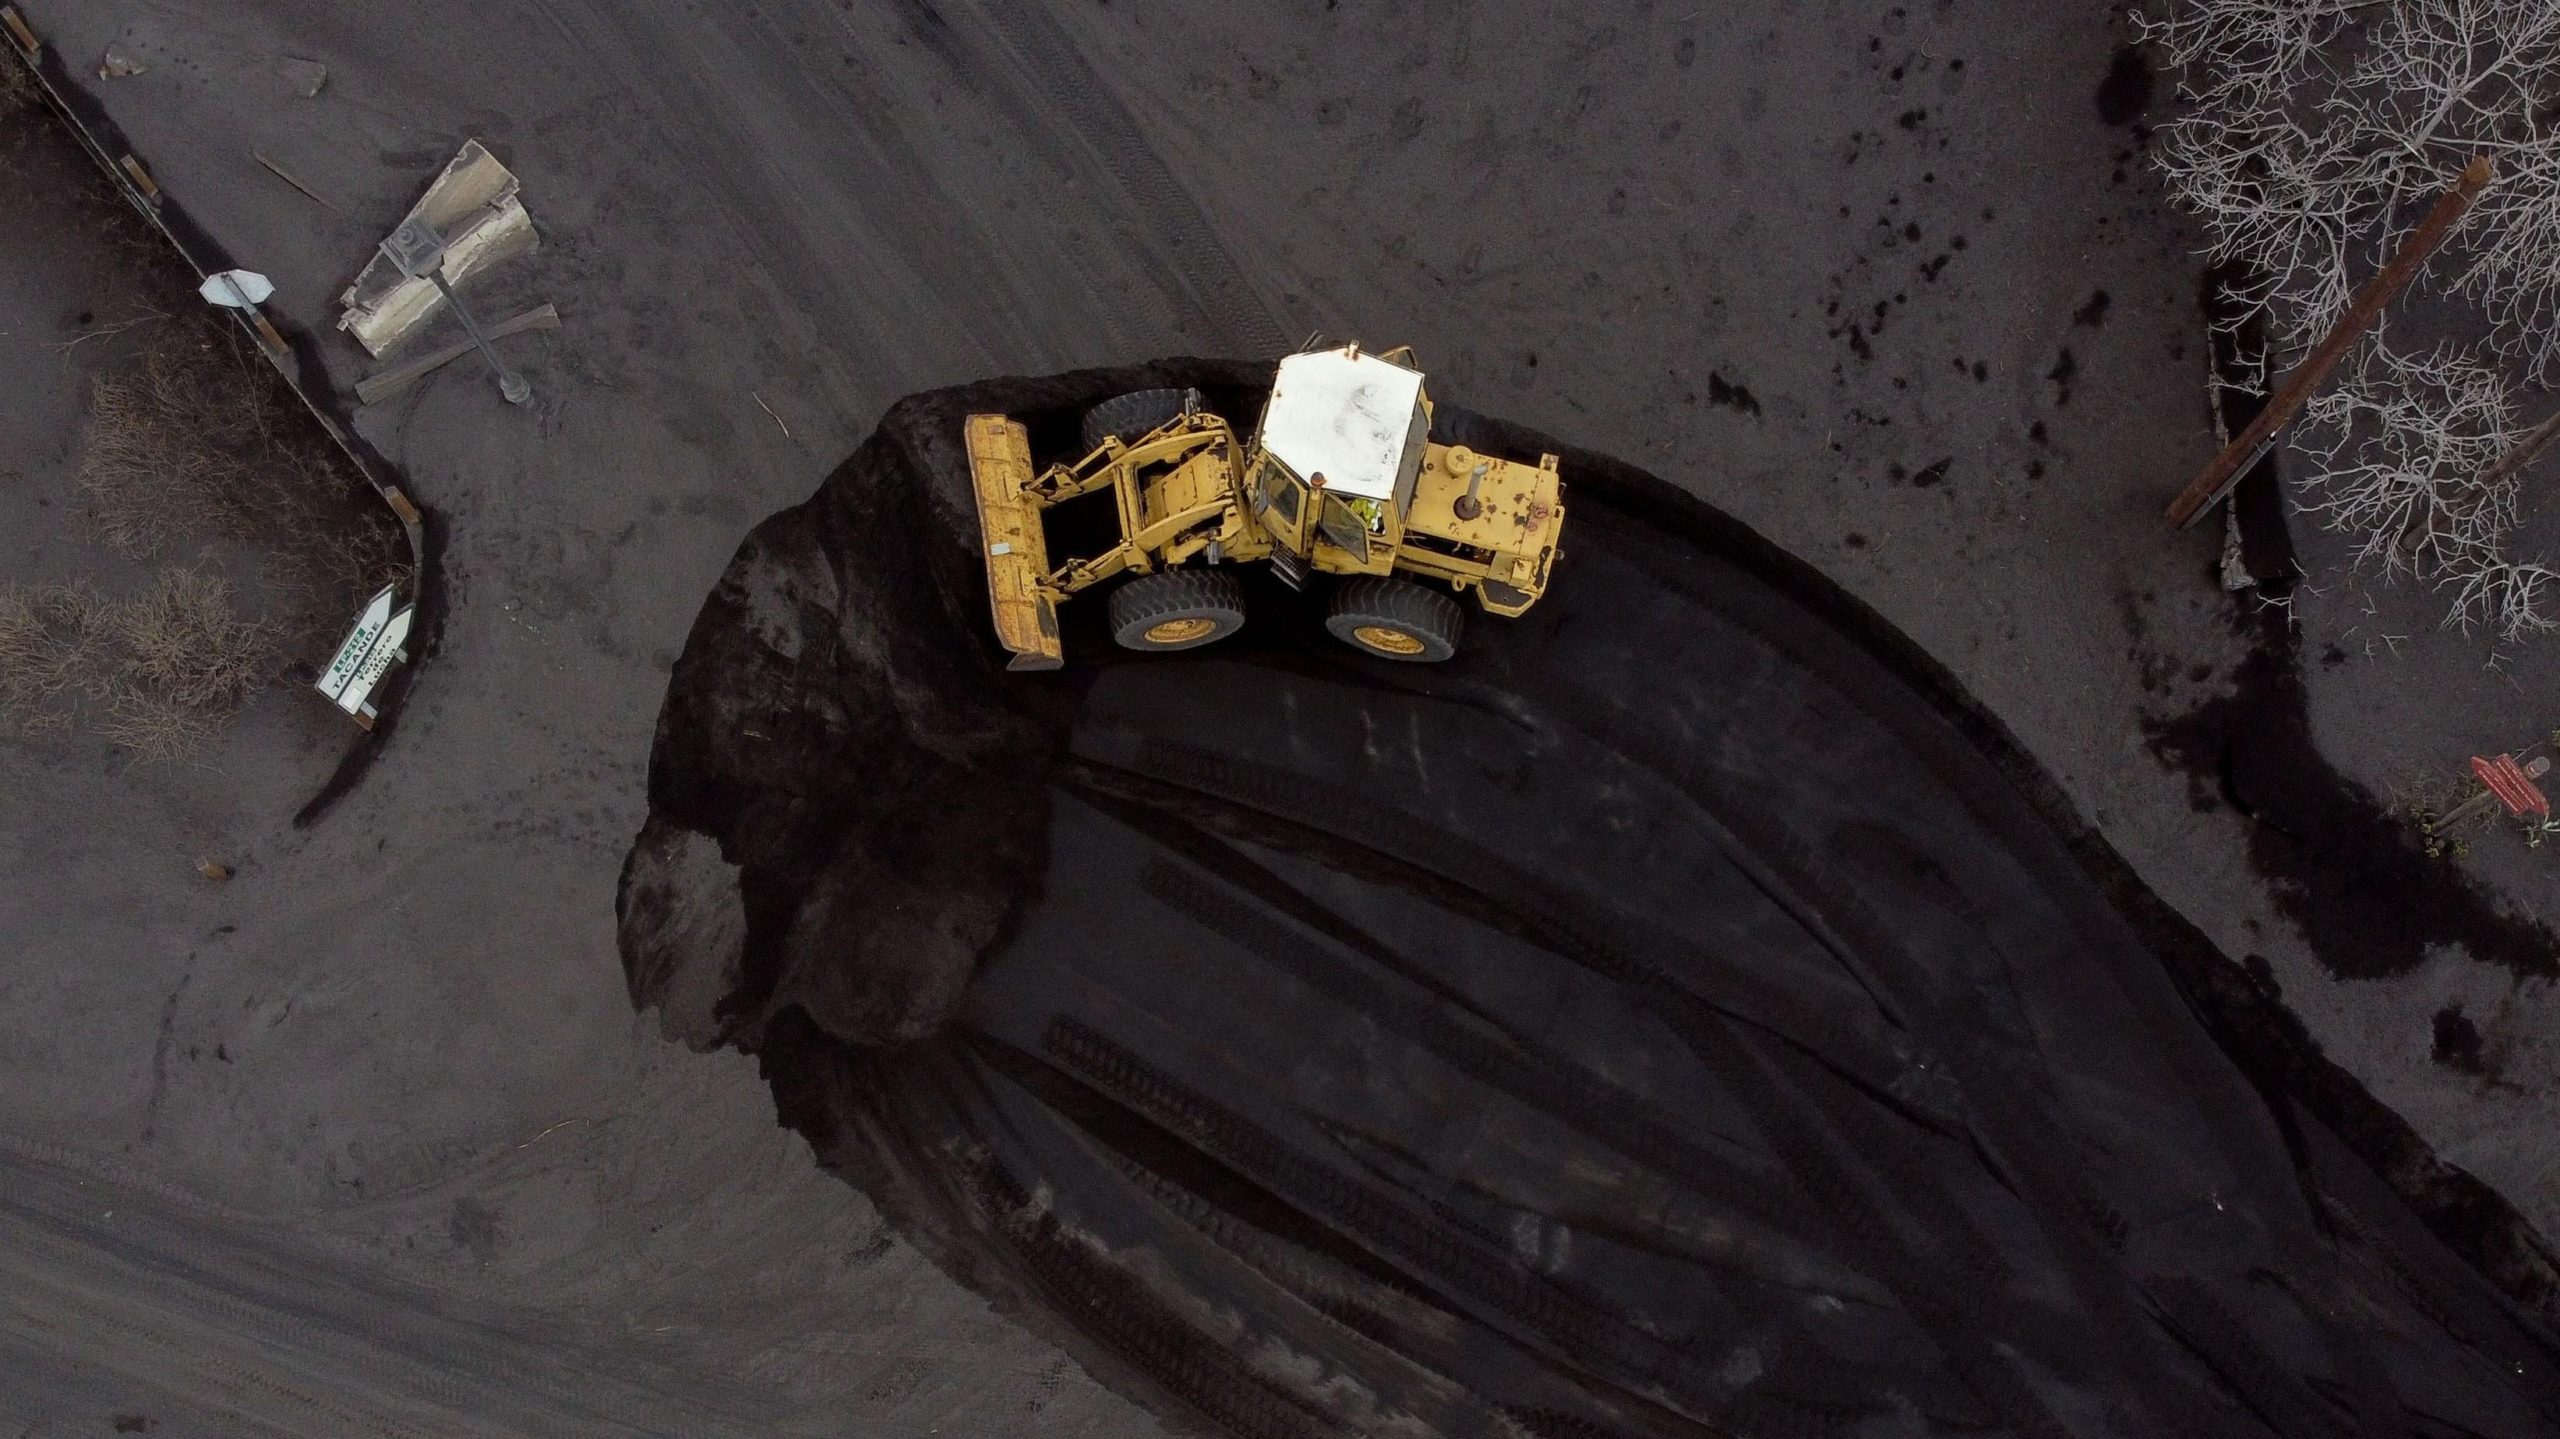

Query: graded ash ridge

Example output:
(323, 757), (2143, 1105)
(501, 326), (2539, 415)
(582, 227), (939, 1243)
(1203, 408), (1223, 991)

(620, 363), (2560, 1439)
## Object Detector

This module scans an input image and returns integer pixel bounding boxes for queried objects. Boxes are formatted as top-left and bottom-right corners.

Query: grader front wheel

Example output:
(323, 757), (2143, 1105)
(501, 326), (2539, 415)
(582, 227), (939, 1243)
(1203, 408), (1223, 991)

(1327, 576), (1462, 662)
(1109, 570), (1247, 652)
(1082, 388), (1195, 451)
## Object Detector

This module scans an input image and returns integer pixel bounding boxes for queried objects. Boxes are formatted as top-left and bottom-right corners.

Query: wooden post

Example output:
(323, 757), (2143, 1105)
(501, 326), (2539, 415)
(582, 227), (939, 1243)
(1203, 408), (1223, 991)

(2167, 156), (2494, 529)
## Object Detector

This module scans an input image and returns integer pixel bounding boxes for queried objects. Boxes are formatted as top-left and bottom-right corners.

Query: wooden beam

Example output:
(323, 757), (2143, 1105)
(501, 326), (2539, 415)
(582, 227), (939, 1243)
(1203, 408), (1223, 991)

(2, 8), (40, 58)
(251, 150), (345, 215)
(2167, 156), (2494, 529)
(355, 302), (557, 404)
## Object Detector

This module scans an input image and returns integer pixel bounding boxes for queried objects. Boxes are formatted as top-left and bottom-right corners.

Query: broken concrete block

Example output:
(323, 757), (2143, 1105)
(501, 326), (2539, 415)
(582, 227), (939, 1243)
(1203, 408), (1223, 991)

(278, 57), (328, 97)
(337, 140), (540, 356)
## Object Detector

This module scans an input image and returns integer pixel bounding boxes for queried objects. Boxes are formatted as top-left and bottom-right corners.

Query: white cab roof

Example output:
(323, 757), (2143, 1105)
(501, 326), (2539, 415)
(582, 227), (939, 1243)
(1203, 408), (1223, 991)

(1259, 347), (1425, 501)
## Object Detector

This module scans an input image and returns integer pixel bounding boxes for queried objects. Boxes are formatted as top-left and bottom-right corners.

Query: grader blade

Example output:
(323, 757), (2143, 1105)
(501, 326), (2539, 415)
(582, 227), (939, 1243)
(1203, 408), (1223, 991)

(963, 414), (1064, 670)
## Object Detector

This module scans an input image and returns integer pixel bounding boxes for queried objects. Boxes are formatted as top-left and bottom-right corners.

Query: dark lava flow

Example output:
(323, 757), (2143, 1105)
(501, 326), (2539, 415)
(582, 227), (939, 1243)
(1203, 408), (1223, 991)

(620, 363), (2560, 1439)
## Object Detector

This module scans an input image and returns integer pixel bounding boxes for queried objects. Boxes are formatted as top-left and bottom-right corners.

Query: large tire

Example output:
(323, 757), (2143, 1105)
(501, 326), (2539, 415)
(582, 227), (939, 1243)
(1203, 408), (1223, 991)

(1082, 389), (1195, 452)
(1109, 569), (1247, 652)
(1327, 576), (1462, 662)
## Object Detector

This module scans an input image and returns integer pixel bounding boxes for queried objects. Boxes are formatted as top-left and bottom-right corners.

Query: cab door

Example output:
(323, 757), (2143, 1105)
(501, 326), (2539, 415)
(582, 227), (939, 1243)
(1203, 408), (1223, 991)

(1249, 453), (1314, 556)
(1316, 492), (1374, 565)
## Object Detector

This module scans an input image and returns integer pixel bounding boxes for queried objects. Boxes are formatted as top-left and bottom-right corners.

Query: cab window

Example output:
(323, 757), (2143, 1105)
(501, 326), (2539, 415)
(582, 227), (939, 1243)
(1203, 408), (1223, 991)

(1255, 457), (1302, 525)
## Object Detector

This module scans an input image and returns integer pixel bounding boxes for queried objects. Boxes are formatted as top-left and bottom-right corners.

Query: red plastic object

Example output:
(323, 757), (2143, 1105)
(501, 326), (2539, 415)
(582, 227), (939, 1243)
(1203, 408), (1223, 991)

(2472, 754), (2551, 819)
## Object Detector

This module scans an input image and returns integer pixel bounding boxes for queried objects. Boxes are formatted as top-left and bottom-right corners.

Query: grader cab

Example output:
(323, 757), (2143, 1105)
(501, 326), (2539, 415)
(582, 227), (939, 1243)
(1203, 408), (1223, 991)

(964, 344), (1563, 669)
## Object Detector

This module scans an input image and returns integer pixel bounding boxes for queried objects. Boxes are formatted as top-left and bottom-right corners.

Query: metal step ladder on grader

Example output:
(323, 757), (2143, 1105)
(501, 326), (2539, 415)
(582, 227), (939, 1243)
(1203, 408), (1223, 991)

(964, 344), (1565, 668)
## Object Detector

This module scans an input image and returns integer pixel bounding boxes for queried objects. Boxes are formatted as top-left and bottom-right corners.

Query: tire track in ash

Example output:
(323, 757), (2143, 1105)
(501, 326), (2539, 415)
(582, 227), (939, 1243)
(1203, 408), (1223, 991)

(1516, 586), (2410, 1435)
(965, 1037), (1520, 1436)
(0, 1145), (746, 1435)
(1035, 1016), (1738, 1431)
(1057, 740), (2191, 1435)
(957, 0), (1291, 356)
(954, 1147), (1339, 1439)
(1528, 690), (2204, 1344)
(1099, 817), (1888, 1306)
(1131, 852), (1906, 1313)
(519, 0), (1028, 389)
(1052, 751), (2096, 1434)
(1062, 741), (1958, 1138)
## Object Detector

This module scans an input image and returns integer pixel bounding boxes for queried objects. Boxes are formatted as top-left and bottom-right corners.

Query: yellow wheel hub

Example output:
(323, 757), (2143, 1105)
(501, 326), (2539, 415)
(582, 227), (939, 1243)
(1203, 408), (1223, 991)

(1352, 623), (1427, 656)
(1143, 616), (1217, 645)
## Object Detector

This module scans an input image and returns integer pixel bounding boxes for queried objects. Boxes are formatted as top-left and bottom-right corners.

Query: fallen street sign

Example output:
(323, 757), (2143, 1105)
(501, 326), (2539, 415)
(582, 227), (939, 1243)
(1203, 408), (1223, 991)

(316, 584), (416, 728)
(198, 268), (275, 309)
(317, 586), (393, 699)
(2472, 753), (2552, 819)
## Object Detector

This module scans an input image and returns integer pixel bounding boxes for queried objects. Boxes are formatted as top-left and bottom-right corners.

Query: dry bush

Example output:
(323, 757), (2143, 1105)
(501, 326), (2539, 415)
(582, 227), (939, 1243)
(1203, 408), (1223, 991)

(93, 685), (223, 763)
(2299, 343), (2519, 577)
(79, 334), (272, 555)
(2293, 340), (2560, 637)
(0, 582), (108, 732)
(2, 571), (283, 760)
(2141, 0), (2560, 375)
(106, 569), (273, 711)
(77, 322), (410, 644)
(2141, 0), (2560, 639)
(2441, 553), (2560, 642)
(0, 52), (34, 111)
(85, 570), (276, 762)
(261, 442), (413, 624)
(2294, 340), (2560, 639)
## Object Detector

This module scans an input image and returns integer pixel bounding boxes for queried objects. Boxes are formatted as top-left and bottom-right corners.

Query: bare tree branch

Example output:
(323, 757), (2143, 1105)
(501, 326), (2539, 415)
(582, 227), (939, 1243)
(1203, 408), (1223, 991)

(2142, 0), (2560, 639)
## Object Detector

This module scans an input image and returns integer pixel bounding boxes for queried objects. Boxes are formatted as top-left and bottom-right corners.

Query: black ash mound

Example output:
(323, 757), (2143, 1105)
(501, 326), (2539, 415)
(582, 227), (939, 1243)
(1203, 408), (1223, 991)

(619, 362), (2560, 1439)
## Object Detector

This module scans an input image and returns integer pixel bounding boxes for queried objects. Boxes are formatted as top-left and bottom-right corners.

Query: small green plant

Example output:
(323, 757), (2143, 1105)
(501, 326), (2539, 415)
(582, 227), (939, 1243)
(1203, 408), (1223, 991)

(2423, 830), (2477, 861)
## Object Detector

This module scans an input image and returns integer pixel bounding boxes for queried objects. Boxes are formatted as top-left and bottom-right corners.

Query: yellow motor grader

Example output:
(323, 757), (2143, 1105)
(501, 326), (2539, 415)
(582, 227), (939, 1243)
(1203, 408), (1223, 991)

(963, 344), (1564, 668)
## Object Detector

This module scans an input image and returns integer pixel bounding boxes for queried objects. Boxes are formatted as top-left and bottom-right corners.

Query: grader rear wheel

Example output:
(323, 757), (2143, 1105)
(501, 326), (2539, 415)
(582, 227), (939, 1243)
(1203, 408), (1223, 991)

(1327, 576), (1462, 662)
(1109, 570), (1247, 652)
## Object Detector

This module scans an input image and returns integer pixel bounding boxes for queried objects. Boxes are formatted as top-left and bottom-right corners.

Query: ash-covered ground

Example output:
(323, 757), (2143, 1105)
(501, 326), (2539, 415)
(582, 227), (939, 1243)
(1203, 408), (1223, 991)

(621, 367), (2560, 1437)
(4, 0), (2555, 1433)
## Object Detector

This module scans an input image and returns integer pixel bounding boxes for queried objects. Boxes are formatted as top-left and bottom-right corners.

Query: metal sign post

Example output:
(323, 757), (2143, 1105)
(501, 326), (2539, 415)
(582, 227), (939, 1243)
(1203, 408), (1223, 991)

(378, 215), (530, 406)
(316, 585), (417, 729)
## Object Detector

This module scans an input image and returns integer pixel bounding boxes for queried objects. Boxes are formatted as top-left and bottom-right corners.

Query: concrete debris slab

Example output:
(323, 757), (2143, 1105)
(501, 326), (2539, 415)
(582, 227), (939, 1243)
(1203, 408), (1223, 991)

(337, 139), (537, 356)
(276, 55), (326, 97)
